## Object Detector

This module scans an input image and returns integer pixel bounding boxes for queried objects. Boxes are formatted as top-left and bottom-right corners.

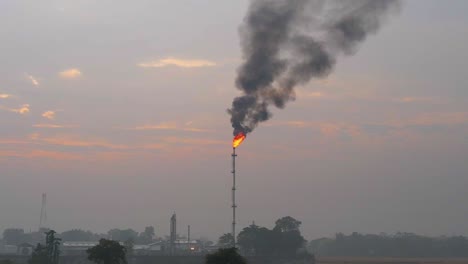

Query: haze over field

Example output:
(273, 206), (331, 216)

(1, 0), (468, 241)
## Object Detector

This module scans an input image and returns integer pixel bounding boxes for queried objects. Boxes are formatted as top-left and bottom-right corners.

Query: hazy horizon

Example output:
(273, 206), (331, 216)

(1, 0), (468, 242)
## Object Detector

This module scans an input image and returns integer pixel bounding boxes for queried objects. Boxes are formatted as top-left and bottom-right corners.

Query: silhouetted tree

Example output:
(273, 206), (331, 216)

(237, 224), (275, 256)
(217, 233), (234, 248)
(308, 232), (468, 258)
(274, 216), (302, 233)
(237, 217), (306, 257)
(273, 216), (305, 256)
(87, 239), (127, 264)
(107, 229), (138, 242)
(3, 229), (25, 245)
(44, 230), (61, 264)
(123, 239), (134, 256)
(205, 248), (247, 264)
(28, 244), (48, 264)
(137, 226), (155, 244)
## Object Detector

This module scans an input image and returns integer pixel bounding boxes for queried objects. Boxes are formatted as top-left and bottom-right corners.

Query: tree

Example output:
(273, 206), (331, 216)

(273, 216), (302, 233)
(237, 224), (275, 256)
(307, 232), (468, 258)
(45, 230), (61, 264)
(107, 229), (138, 242)
(205, 248), (247, 264)
(237, 217), (306, 257)
(218, 233), (234, 248)
(3, 229), (25, 245)
(275, 229), (305, 256)
(28, 244), (48, 264)
(123, 239), (134, 256)
(137, 226), (155, 244)
(28, 230), (61, 264)
(273, 216), (305, 256)
(87, 239), (127, 264)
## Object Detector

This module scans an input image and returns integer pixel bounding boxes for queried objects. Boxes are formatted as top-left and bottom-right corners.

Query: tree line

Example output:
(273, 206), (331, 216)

(218, 216), (309, 257)
(2, 226), (156, 245)
(309, 232), (468, 258)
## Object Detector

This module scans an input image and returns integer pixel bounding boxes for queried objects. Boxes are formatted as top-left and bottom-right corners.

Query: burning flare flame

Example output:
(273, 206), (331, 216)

(232, 132), (246, 148)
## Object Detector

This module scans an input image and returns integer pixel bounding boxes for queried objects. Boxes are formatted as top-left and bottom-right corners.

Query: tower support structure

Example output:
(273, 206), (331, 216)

(231, 147), (237, 247)
(40, 193), (47, 230)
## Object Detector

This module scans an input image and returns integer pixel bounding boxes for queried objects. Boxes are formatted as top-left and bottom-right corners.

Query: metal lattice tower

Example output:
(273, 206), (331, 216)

(231, 147), (237, 247)
(40, 193), (47, 230)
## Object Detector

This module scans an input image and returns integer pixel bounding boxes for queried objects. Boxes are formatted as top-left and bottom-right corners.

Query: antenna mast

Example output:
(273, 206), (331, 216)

(39, 193), (47, 230)
(231, 147), (237, 247)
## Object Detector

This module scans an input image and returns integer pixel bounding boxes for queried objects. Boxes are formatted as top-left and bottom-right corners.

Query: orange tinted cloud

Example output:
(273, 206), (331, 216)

(42, 110), (55, 120)
(27, 150), (83, 160)
(138, 57), (216, 68)
(0, 148), (83, 160)
(2, 104), (30, 114)
(394, 97), (437, 103)
(59, 68), (82, 79)
(162, 136), (226, 146)
(0, 139), (30, 145)
(132, 123), (177, 130)
(384, 112), (468, 128)
(295, 89), (324, 98)
(27, 75), (39, 86)
(29, 134), (129, 150)
(33, 124), (76, 128)
(129, 122), (210, 132)
(269, 120), (363, 138)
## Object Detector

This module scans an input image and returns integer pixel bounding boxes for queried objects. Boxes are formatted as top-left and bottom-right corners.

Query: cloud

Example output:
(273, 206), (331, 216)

(161, 136), (226, 146)
(129, 122), (210, 132)
(27, 75), (39, 86)
(132, 122), (177, 130)
(0, 149), (83, 160)
(26, 150), (83, 160)
(138, 57), (216, 68)
(33, 135), (128, 150)
(295, 89), (325, 98)
(394, 97), (438, 103)
(41, 110), (55, 120)
(268, 120), (362, 138)
(0, 139), (30, 145)
(384, 112), (468, 128)
(33, 124), (76, 128)
(59, 68), (82, 79)
(0, 94), (12, 99)
(2, 104), (30, 114)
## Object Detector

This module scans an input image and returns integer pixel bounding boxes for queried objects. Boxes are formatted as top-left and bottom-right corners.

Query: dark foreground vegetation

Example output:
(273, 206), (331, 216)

(206, 248), (247, 264)
(309, 232), (468, 258)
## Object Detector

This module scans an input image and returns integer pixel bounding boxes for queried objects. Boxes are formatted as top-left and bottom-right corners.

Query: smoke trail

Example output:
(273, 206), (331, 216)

(228, 0), (401, 135)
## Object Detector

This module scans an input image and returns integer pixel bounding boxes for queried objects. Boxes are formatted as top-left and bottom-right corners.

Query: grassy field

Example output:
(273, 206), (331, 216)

(317, 257), (468, 264)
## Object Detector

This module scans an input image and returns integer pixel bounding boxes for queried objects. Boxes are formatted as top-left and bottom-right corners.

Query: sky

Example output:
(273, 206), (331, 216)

(1, 0), (468, 241)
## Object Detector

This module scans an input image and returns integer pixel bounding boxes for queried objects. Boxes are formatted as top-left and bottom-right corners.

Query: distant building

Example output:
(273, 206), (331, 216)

(61, 241), (98, 256)
(0, 245), (18, 255)
(17, 243), (34, 256)
(172, 240), (200, 253)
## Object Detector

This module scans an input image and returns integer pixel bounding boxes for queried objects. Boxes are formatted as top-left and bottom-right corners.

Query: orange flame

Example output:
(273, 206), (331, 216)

(232, 132), (246, 148)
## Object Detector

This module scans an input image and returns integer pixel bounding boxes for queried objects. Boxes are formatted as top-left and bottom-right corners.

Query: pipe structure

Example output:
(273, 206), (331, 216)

(231, 147), (237, 247)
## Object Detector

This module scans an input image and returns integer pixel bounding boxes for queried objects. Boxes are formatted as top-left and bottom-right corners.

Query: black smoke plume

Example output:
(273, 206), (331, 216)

(228, 0), (401, 135)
